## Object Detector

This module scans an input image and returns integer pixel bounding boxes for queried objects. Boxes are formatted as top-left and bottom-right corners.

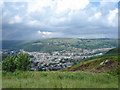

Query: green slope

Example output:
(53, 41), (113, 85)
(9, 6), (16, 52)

(64, 48), (120, 76)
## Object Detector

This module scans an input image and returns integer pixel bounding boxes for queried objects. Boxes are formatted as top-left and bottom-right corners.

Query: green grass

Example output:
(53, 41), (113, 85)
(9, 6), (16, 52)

(2, 71), (118, 88)
(0, 71), (2, 89)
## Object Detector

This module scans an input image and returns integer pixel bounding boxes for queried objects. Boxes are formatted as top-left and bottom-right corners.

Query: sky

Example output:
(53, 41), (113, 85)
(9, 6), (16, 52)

(1, 0), (119, 40)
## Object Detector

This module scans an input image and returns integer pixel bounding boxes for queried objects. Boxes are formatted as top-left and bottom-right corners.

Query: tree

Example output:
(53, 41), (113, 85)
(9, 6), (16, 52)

(2, 53), (31, 72)
(2, 56), (16, 72)
(15, 53), (31, 71)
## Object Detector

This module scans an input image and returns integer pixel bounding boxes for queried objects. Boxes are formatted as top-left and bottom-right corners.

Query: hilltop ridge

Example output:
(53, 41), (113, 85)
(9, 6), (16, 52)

(2, 38), (117, 53)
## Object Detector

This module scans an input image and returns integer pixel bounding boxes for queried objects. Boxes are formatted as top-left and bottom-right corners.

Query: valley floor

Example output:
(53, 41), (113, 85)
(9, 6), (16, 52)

(2, 71), (118, 88)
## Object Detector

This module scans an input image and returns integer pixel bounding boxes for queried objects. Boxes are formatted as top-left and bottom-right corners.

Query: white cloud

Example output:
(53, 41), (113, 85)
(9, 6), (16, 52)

(0, 2), (3, 8)
(27, 0), (53, 13)
(50, 17), (67, 25)
(2, 0), (30, 2)
(88, 12), (102, 21)
(37, 30), (52, 35)
(56, 0), (89, 14)
(9, 15), (22, 24)
(27, 20), (40, 26)
(100, 0), (119, 2)
(27, 0), (89, 14)
(94, 12), (102, 19)
(107, 8), (118, 26)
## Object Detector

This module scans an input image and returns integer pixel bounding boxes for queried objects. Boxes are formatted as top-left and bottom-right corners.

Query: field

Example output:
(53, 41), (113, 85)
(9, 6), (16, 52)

(2, 71), (118, 88)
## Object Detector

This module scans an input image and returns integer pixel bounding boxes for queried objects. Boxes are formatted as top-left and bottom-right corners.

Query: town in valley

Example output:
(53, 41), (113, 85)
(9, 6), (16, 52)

(1, 47), (112, 71)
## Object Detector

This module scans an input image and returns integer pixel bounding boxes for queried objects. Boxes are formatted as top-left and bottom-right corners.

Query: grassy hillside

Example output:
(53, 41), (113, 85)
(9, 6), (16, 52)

(2, 38), (117, 52)
(2, 71), (118, 88)
(64, 48), (120, 76)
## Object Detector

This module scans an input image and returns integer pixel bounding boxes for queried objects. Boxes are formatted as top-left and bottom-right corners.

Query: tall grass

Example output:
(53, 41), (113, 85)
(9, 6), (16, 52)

(2, 71), (118, 88)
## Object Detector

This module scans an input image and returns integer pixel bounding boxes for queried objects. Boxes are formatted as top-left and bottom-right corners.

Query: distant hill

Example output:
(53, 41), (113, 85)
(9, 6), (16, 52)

(2, 38), (117, 53)
(64, 48), (120, 76)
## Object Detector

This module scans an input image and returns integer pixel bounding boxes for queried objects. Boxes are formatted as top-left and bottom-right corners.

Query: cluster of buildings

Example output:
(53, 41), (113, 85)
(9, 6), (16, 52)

(20, 48), (112, 71)
(1, 50), (18, 56)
